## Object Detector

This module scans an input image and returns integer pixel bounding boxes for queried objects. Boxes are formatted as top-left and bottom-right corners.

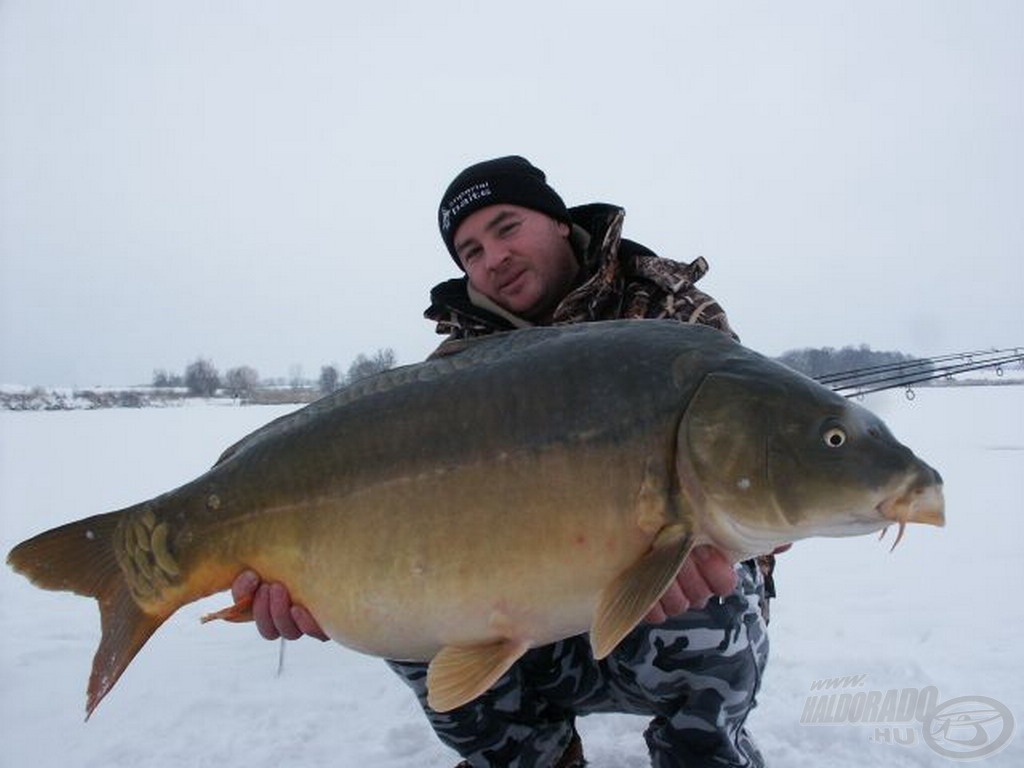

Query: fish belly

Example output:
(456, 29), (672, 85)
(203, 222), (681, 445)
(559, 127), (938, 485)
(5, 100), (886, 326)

(264, 449), (657, 661)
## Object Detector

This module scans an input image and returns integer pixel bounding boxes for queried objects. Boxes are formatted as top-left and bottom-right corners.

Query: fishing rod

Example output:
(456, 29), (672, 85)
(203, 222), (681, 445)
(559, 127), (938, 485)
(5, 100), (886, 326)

(819, 348), (1024, 398)
(815, 348), (1009, 386)
(825, 349), (1022, 389)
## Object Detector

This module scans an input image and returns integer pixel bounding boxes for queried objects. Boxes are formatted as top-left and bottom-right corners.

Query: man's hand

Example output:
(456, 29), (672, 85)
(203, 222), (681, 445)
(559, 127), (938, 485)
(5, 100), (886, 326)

(231, 570), (329, 641)
(644, 545), (738, 624)
(644, 543), (793, 623)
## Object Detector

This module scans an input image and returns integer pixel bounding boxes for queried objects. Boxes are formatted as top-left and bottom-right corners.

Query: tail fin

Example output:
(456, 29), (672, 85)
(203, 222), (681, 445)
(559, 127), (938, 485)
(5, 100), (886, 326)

(7, 510), (166, 719)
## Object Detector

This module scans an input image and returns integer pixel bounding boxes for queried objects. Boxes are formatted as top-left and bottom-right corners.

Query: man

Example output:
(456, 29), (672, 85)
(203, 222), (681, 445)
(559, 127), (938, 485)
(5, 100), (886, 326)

(233, 157), (772, 767)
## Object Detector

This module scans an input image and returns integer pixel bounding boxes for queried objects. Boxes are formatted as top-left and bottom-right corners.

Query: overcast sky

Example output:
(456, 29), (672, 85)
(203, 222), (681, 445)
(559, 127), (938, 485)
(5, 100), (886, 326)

(2, 1), (1021, 387)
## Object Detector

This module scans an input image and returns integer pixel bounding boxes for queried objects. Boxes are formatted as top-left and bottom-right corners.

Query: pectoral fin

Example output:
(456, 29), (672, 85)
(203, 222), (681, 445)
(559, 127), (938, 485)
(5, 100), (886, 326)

(591, 524), (695, 659)
(426, 638), (531, 712)
(200, 594), (253, 624)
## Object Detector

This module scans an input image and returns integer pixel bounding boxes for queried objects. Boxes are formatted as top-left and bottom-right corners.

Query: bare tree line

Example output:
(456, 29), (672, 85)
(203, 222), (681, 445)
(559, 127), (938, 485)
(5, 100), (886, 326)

(153, 348), (398, 399)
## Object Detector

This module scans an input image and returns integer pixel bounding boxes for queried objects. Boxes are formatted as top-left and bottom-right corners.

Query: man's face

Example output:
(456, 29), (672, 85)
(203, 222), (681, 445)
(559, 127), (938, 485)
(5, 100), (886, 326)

(453, 205), (579, 323)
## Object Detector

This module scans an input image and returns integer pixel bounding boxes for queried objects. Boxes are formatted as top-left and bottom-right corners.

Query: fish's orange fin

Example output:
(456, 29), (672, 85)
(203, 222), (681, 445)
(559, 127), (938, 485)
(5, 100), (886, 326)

(201, 594), (254, 624)
(6, 509), (168, 720)
(591, 524), (695, 659)
(426, 638), (530, 713)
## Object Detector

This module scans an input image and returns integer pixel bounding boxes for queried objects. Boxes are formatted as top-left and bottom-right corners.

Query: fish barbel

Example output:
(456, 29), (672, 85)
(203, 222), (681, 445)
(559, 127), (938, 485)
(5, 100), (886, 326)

(6, 320), (944, 717)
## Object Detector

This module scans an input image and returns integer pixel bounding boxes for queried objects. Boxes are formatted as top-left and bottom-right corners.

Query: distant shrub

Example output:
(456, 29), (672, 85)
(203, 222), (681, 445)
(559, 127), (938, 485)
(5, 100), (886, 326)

(319, 365), (341, 394)
(152, 369), (184, 388)
(347, 348), (396, 384)
(185, 358), (221, 397)
(224, 366), (260, 399)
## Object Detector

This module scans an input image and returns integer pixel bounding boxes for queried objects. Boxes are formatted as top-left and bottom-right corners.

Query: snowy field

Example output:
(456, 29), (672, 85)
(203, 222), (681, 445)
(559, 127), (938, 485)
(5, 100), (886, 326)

(1, 386), (1021, 767)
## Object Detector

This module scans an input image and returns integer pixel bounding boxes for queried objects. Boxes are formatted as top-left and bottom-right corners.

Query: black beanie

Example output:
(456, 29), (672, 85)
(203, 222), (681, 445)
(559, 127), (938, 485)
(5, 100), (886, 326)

(438, 156), (570, 267)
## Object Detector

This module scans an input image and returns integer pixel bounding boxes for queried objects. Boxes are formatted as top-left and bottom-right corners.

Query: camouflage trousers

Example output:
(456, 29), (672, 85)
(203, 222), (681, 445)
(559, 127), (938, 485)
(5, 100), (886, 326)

(386, 562), (768, 768)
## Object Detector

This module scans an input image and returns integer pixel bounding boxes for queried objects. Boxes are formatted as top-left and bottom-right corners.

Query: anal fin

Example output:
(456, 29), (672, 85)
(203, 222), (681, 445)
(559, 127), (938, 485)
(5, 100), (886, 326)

(591, 524), (695, 659)
(426, 638), (530, 712)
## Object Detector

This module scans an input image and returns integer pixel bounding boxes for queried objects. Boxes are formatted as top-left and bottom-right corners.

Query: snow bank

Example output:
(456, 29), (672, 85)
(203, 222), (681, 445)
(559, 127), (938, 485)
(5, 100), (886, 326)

(1, 388), (1020, 766)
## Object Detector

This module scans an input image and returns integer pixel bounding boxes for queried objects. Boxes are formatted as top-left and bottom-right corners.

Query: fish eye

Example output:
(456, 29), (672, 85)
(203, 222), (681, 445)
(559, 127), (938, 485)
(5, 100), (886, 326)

(822, 426), (847, 448)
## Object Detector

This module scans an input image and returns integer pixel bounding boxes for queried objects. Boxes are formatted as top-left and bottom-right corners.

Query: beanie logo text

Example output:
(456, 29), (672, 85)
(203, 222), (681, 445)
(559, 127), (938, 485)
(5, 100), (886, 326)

(440, 181), (492, 232)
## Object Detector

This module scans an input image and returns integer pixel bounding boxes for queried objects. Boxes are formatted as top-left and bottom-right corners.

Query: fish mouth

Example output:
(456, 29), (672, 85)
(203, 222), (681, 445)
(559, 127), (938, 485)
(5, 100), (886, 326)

(876, 479), (945, 550)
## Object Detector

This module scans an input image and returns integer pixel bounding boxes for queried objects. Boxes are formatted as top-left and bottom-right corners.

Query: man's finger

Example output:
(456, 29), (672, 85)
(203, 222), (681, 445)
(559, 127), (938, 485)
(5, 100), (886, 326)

(644, 602), (668, 624)
(269, 583), (303, 640)
(232, 569), (260, 604)
(677, 557), (714, 609)
(657, 579), (690, 618)
(691, 545), (738, 597)
(252, 584), (280, 640)
(292, 606), (329, 641)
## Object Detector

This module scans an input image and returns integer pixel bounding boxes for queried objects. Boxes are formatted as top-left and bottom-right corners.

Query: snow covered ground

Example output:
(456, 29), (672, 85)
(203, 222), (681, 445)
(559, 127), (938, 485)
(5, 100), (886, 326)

(1, 386), (1021, 767)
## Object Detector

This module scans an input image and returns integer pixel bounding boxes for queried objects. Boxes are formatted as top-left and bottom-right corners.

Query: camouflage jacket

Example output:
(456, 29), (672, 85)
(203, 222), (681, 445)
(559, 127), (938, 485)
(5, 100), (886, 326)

(424, 203), (736, 342)
(425, 204), (781, 616)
